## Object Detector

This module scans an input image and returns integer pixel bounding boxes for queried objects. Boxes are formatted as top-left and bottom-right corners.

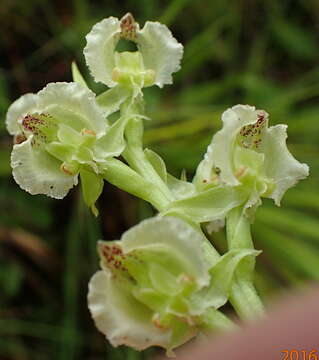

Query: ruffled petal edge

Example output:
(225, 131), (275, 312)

(11, 137), (77, 199)
(88, 270), (171, 350)
(84, 17), (121, 87)
(137, 21), (183, 88)
(6, 93), (39, 136)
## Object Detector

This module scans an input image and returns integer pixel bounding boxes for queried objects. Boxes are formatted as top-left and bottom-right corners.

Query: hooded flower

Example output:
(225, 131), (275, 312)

(193, 105), (309, 212)
(84, 13), (183, 89)
(5, 82), (126, 207)
(88, 216), (258, 354)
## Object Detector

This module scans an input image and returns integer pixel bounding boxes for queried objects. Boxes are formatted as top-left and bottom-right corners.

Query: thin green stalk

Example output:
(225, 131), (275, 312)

(201, 308), (237, 333)
(229, 279), (264, 320)
(123, 117), (173, 204)
(101, 158), (170, 211)
(123, 144), (173, 202)
(226, 207), (264, 320)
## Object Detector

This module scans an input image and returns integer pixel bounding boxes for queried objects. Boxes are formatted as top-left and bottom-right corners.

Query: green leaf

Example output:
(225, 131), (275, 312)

(80, 169), (104, 216)
(254, 224), (319, 280)
(271, 19), (318, 60)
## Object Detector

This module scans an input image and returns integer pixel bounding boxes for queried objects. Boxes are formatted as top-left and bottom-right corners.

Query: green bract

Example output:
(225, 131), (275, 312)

(84, 13), (183, 89)
(5, 82), (127, 208)
(194, 104), (309, 211)
(88, 216), (258, 354)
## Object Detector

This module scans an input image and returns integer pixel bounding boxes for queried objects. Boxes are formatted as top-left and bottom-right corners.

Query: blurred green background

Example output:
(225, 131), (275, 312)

(1, 0), (319, 359)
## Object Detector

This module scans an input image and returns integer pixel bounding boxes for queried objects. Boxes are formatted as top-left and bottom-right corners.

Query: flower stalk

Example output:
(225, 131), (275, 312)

(101, 158), (171, 211)
(226, 207), (265, 320)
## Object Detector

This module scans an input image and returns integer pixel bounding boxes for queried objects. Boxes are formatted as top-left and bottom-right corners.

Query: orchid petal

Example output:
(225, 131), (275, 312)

(261, 124), (309, 205)
(11, 137), (77, 199)
(84, 17), (121, 87)
(137, 21), (183, 88)
(121, 216), (210, 288)
(6, 93), (38, 136)
(194, 105), (259, 187)
(88, 270), (171, 351)
(37, 82), (107, 135)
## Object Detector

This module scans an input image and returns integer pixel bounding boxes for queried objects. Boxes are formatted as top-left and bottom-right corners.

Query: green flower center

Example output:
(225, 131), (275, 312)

(112, 51), (155, 87)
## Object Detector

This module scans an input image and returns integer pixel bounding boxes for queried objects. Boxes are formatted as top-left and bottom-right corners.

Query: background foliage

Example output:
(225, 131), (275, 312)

(1, 0), (319, 359)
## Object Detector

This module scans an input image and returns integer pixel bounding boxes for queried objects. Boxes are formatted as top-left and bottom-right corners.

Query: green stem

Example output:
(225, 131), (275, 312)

(201, 308), (237, 333)
(226, 207), (264, 320)
(123, 145), (172, 201)
(101, 158), (170, 211)
(123, 117), (173, 203)
(229, 279), (264, 320)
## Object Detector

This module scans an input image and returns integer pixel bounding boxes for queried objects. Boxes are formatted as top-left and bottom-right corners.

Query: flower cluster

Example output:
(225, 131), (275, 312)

(5, 13), (183, 213)
(5, 13), (309, 356)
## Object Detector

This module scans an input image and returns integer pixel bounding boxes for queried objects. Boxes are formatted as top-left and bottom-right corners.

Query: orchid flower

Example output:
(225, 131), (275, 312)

(5, 82), (129, 213)
(84, 13), (183, 90)
(193, 104), (309, 214)
(88, 216), (258, 354)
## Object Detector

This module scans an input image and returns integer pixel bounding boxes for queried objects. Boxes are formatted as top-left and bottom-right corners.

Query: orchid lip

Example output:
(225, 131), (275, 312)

(22, 113), (58, 144)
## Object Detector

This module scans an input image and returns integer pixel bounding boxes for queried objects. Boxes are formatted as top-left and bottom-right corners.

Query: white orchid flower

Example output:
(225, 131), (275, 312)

(5, 82), (116, 202)
(194, 105), (309, 211)
(88, 216), (258, 354)
(84, 13), (183, 89)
